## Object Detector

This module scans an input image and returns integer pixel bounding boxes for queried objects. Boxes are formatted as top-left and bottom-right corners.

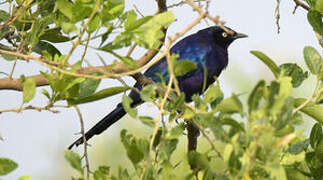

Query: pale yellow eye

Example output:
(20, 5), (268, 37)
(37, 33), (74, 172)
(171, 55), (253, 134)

(222, 32), (228, 38)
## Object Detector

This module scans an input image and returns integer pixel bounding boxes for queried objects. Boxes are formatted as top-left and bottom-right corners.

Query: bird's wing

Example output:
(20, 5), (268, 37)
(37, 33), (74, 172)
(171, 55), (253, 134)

(144, 37), (212, 84)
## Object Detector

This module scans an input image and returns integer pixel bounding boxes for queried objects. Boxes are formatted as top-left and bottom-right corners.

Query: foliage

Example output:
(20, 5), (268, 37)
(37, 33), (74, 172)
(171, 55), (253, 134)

(0, 0), (323, 179)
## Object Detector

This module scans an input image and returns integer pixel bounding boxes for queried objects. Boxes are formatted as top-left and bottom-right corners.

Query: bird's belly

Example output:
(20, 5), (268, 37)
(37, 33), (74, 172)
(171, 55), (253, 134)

(179, 73), (209, 102)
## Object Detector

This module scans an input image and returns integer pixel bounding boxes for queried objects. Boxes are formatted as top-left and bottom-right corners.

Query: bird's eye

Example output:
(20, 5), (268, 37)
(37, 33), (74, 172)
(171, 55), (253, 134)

(222, 32), (228, 38)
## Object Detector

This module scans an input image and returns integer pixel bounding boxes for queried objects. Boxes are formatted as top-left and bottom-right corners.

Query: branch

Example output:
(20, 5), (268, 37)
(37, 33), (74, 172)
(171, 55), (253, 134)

(74, 106), (90, 180)
(275, 0), (281, 33)
(185, 0), (230, 34)
(0, 0), (168, 91)
(0, 105), (60, 114)
(293, 0), (310, 11)
(292, 88), (323, 114)
(291, 0), (323, 48)
(0, 0), (34, 32)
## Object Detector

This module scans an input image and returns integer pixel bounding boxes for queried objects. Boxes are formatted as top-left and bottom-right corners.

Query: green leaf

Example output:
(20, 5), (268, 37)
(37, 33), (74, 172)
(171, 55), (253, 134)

(88, 14), (101, 33)
(250, 50), (280, 78)
(222, 118), (245, 132)
(93, 171), (107, 180)
(124, 11), (152, 32)
(204, 84), (223, 104)
(0, 158), (18, 175)
(202, 168), (214, 180)
(264, 164), (287, 180)
(78, 76), (101, 98)
(316, 0), (323, 13)
(120, 56), (138, 70)
(56, 0), (74, 20)
(248, 80), (265, 113)
(142, 163), (154, 180)
(140, 85), (157, 102)
(217, 94), (243, 116)
(29, 19), (41, 50)
(101, 32), (133, 50)
(303, 46), (322, 75)
(1, 54), (16, 61)
(134, 11), (175, 49)
(22, 77), (36, 104)
(120, 130), (145, 164)
(0, 10), (10, 22)
(294, 98), (323, 123)
(183, 107), (195, 120)
(102, 0), (125, 22)
(122, 94), (137, 118)
(270, 77), (292, 115)
(281, 151), (306, 165)
(33, 41), (62, 57)
(94, 166), (110, 180)
(167, 123), (185, 139)
(287, 139), (310, 154)
(171, 93), (186, 110)
(61, 77), (85, 94)
(188, 151), (209, 169)
(307, 9), (323, 36)
(98, 165), (110, 175)
(316, 138), (323, 160)
(64, 150), (83, 174)
(174, 60), (197, 76)
(138, 116), (155, 128)
(118, 167), (131, 180)
(72, 1), (92, 22)
(40, 28), (72, 43)
(18, 175), (31, 180)
(305, 151), (323, 179)
(310, 123), (322, 149)
(279, 63), (308, 88)
(223, 144), (233, 163)
(316, 82), (323, 103)
(70, 86), (130, 105)
(61, 22), (78, 34)
(159, 139), (178, 159)
(100, 23), (113, 46)
(304, 0), (316, 7)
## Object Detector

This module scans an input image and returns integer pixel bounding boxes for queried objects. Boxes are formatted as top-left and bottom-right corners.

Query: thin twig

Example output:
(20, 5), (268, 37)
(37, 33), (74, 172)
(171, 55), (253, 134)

(126, 43), (137, 57)
(185, 0), (230, 34)
(168, 0), (206, 8)
(292, 0), (310, 11)
(62, 0), (101, 65)
(190, 120), (223, 159)
(80, 34), (91, 64)
(315, 32), (323, 48)
(0, 105), (60, 114)
(0, 0), (34, 32)
(133, 4), (144, 17)
(8, 59), (17, 79)
(74, 106), (90, 180)
(275, 0), (281, 33)
(291, 0), (323, 48)
(292, 88), (323, 114)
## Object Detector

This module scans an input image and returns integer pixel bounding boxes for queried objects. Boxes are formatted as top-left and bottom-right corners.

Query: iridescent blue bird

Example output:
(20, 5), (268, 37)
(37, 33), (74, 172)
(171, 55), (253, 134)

(68, 26), (247, 149)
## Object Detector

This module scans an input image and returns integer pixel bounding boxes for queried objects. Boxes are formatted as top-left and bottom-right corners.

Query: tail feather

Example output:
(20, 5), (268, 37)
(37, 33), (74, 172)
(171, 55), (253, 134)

(68, 104), (126, 149)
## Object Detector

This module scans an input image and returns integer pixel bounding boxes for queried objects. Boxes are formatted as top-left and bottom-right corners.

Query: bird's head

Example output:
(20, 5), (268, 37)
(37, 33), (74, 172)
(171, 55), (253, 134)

(210, 26), (247, 49)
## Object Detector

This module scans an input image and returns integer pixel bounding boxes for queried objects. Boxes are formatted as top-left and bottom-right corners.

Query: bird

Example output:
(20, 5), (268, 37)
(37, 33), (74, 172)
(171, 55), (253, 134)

(68, 26), (247, 149)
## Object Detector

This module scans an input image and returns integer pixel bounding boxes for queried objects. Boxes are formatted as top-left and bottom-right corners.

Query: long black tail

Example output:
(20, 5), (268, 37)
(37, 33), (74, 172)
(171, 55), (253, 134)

(68, 103), (126, 149)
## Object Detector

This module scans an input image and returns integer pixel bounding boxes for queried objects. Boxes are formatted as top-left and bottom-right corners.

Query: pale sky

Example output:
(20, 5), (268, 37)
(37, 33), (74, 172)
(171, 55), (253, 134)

(0, 0), (320, 179)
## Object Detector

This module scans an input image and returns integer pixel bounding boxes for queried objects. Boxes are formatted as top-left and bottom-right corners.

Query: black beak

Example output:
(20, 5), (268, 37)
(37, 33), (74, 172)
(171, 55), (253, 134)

(233, 33), (248, 39)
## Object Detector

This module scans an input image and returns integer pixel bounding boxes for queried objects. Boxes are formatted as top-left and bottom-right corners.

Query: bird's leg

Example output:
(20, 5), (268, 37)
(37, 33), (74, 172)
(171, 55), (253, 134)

(186, 120), (200, 170)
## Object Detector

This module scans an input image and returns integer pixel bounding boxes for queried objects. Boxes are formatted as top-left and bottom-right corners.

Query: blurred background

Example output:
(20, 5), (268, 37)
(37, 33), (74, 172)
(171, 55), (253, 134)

(0, 0), (321, 179)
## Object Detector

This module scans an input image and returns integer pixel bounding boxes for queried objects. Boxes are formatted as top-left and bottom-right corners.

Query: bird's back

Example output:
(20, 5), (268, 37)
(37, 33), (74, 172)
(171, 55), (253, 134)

(130, 27), (229, 102)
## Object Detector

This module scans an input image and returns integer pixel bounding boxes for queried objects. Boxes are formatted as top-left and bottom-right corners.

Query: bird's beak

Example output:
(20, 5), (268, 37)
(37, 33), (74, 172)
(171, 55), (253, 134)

(234, 33), (248, 39)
